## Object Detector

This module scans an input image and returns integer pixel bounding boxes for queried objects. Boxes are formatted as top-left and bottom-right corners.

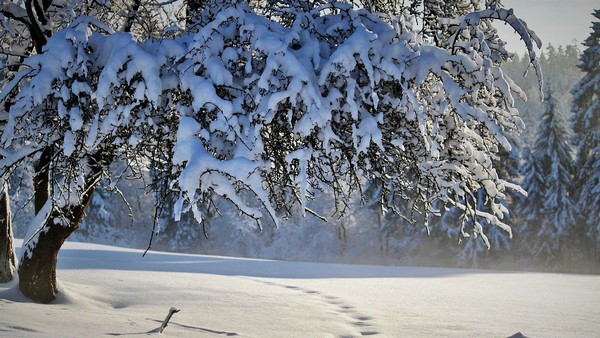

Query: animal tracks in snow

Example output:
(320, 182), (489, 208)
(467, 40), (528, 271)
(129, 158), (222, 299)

(252, 279), (381, 337)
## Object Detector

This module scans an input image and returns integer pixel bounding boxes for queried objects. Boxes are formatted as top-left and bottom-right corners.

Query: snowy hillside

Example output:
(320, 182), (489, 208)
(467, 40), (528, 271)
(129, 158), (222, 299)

(1, 240), (599, 337)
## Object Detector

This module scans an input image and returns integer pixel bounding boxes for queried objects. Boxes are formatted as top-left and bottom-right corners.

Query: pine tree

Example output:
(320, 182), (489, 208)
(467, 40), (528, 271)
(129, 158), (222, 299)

(539, 88), (577, 234)
(515, 145), (542, 267)
(571, 9), (600, 255)
(521, 86), (577, 269)
(517, 147), (545, 228)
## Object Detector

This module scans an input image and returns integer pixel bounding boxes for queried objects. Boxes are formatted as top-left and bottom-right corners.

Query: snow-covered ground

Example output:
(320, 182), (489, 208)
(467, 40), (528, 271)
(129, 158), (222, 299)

(1, 240), (599, 337)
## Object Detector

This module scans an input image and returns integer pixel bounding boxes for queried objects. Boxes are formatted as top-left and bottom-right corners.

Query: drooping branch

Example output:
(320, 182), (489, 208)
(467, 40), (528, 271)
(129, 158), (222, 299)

(445, 7), (544, 93)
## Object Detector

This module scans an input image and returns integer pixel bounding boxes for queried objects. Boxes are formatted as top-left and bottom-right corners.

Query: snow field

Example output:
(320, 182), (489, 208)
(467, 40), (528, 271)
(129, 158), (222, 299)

(1, 240), (599, 337)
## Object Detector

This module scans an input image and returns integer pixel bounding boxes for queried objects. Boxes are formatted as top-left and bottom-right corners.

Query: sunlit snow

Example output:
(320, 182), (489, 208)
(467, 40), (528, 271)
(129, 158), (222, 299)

(1, 240), (599, 337)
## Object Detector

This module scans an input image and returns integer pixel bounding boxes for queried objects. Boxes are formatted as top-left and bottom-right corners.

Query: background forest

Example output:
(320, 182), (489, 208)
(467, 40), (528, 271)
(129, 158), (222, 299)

(2, 2), (598, 276)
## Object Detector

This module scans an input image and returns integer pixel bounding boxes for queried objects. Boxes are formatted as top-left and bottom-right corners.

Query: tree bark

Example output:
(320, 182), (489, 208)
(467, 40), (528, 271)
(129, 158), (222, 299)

(18, 180), (97, 303)
(0, 182), (17, 283)
(33, 147), (52, 214)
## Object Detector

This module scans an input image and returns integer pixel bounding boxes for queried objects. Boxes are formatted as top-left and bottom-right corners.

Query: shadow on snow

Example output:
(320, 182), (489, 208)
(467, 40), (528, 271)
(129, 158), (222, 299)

(49, 241), (494, 279)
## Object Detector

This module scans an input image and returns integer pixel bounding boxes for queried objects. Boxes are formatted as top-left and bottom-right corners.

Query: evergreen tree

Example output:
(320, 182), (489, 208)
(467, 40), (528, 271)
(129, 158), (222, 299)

(539, 88), (577, 235)
(517, 147), (545, 228)
(521, 86), (577, 269)
(515, 146), (543, 266)
(571, 9), (600, 255)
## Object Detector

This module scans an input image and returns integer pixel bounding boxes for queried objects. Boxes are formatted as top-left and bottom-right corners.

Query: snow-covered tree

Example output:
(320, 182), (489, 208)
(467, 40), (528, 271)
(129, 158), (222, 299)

(0, 0), (37, 284)
(0, 0), (185, 302)
(1, 48), (15, 281)
(516, 147), (544, 229)
(571, 9), (600, 254)
(367, 0), (532, 259)
(540, 89), (576, 235)
(519, 86), (576, 269)
(1, 1), (542, 302)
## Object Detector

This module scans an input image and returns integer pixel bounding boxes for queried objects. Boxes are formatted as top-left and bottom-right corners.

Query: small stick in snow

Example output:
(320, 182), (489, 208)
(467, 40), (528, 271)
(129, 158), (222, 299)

(159, 307), (180, 333)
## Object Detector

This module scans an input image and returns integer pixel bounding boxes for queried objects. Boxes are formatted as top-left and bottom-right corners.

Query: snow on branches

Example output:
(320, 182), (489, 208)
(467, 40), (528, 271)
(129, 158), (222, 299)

(0, 2), (542, 247)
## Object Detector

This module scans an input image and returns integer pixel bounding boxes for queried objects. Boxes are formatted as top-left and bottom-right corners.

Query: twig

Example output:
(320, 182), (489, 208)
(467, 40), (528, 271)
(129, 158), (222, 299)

(305, 207), (328, 223)
(159, 307), (180, 333)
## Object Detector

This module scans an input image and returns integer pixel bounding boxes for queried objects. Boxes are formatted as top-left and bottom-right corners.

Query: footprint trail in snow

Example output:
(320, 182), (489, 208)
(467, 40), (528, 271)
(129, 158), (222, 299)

(252, 279), (381, 337)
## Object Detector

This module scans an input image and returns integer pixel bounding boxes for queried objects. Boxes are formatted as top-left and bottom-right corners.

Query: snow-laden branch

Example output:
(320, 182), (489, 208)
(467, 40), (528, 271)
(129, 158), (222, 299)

(444, 7), (543, 94)
(0, 2), (540, 243)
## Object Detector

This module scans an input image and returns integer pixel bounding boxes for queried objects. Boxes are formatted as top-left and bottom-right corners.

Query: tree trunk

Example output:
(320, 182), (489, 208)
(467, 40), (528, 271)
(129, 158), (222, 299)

(18, 185), (96, 303)
(33, 147), (52, 214)
(18, 175), (98, 303)
(0, 182), (17, 283)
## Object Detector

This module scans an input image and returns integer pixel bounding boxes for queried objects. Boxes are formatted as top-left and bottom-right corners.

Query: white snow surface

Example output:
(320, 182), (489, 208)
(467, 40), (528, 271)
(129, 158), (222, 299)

(1, 240), (599, 337)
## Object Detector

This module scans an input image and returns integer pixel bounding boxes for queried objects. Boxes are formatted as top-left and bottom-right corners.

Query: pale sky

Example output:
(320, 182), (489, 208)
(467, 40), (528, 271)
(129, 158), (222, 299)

(497, 0), (597, 55)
